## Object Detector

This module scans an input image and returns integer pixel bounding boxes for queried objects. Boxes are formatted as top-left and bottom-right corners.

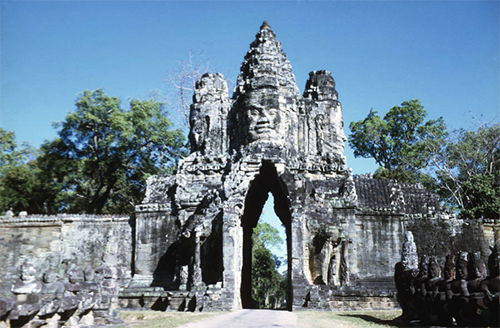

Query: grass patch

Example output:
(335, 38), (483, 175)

(296, 310), (403, 328)
(120, 310), (223, 328)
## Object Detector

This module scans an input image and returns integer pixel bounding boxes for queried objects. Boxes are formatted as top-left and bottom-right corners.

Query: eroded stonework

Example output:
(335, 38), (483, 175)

(131, 21), (480, 311)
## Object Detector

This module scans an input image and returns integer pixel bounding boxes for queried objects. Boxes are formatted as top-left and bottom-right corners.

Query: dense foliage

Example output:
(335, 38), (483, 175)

(0, 129), (46, 214)
(349, 99), (446, 184)
(430, 123), (500, 219)
(0, 90), (187, 215)
(251, 222), (287, 309)
(349, 100), (499, 219)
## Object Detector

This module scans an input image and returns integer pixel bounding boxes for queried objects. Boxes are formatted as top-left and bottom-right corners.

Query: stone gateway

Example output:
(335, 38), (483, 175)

(0, 22), (497, 324)
(130, 21), (491, 311)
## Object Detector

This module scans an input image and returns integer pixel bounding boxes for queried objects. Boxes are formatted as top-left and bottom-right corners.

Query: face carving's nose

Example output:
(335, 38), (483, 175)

(257, 112), (270, 125)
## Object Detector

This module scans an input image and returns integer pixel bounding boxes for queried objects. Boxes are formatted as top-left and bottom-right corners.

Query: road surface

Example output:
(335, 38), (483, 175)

(179, 309), (297, 328)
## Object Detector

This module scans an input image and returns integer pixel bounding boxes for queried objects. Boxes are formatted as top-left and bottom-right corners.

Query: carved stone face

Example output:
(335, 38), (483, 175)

(43, 272), (57, 283)
(456, 260), (468, 280)
(444, 263), (455, 280)
(242, 91), (281, 143)
(190, 115), (206, 151)
(429, 262), (441, 279)
(473, 262), (487, 279)
(21, 262), (36, 282)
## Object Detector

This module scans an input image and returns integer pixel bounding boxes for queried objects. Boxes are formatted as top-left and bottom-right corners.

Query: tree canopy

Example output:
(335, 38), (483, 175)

(430, 123), (500, 219)
(0, 128), (45, 214)
(348, 99), (447, 184)
(43, 89), (187, 214)
(1, 89), (187, 215)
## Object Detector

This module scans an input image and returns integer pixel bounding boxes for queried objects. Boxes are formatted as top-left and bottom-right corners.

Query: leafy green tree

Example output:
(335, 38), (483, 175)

(251, 222), (286, 309)
(430, 123), (500, 219)
(253, 221), (283, 250)
(0, 129), (46, 214)
(0, 129), (18, 167)
(348, 99), (447, 184)
(37, 89), (187, 214)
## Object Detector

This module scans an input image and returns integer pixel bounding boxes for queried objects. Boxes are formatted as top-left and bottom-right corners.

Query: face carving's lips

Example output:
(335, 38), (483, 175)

(255, 125), (272, 134)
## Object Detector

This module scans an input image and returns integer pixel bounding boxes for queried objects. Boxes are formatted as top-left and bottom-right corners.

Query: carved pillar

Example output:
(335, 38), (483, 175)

(340, 237), (349, 286)
(221, 203), (243, 310)
(298, 109), (307, 154)
(192, 232), (203, 290)
(291, 213), (308, 310)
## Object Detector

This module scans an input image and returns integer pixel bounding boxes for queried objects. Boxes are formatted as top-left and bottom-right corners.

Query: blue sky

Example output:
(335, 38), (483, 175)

(1, 1), (499, 175)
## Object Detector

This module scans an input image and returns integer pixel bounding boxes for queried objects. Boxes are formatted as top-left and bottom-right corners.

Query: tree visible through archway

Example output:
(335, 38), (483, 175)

(240, 161), (292, 310)
(251, 194), (288, 309)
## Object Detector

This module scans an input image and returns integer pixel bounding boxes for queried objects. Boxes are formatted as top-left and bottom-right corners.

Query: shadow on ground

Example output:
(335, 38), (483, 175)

(338, 314), (410, 328)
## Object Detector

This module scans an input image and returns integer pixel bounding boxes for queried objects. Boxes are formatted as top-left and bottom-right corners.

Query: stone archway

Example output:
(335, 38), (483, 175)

(240, 161), (292, 310)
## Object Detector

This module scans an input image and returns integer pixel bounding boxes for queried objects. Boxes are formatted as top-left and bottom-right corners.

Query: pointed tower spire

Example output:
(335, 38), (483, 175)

(233, 21), (300, 98)
(260, 20), (271, 30)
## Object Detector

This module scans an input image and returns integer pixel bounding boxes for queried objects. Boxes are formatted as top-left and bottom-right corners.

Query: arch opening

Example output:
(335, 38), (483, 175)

(240, 161), (292, 310)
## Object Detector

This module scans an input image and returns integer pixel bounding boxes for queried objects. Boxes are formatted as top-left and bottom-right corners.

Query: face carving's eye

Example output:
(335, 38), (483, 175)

(250, 109), (260, 116)
(267, 108), (277, 117)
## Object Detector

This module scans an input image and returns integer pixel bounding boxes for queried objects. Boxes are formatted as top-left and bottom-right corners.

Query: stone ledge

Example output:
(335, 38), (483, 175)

(135, 203), (172, 213)
(0, 214), (129, 224)
(0, 217), (62, 227)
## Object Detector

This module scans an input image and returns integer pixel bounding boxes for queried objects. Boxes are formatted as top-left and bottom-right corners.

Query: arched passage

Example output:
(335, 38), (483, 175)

(240, 161), (292, 309)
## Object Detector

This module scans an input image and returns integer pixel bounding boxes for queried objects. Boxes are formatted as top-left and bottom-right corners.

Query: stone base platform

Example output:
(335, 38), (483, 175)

(118, 286), (224, 312)
(118, 285), (399, 312)
(297, 283), (399, 311)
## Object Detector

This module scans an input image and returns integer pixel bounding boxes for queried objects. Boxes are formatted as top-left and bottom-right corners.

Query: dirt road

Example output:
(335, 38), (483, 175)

(178, 309), (297, 328)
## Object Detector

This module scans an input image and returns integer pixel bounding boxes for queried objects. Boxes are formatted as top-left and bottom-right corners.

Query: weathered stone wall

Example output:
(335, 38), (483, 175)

(0, 215), (132, 297)
(483, 218), (500, 249)
(406, 215), (491, 264)
(131, 208), (180, 289)
(351, 214), (403, 283)
(349, 214), (492, 284)
(296, 214), (498, 311)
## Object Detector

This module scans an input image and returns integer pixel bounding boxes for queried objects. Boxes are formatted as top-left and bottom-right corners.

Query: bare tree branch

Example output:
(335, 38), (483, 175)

(166, 49), (212, 129)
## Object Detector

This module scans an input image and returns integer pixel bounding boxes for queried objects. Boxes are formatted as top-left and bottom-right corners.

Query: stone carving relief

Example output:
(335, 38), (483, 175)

(241, 90), (282, 144)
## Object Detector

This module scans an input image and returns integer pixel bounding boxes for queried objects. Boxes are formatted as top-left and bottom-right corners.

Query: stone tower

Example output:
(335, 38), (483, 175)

(133, 21), (445, 311)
